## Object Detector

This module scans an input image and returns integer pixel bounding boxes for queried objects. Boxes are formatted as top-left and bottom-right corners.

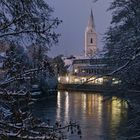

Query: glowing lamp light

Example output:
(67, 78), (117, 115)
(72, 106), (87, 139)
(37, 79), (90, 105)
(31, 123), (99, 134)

(58, 76), (61, 82)
(74, 69), (78, 73)
(98, 78), (103, 83)
(66, 76), (69, 83)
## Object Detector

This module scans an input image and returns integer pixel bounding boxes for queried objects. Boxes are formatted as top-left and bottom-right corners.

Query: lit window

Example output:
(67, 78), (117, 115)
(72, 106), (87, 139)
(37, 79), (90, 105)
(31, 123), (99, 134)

(74, 69), (78, 73)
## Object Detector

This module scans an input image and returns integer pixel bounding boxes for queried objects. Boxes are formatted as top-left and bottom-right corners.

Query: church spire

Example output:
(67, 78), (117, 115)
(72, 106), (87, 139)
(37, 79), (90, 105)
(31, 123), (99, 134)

(85, 9), (97, 57)
(87, 9), (95, 30)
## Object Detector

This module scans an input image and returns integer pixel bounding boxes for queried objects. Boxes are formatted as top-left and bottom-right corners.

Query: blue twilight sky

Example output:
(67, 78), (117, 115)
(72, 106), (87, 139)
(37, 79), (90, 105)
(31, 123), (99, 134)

(47, 0), (113, 57)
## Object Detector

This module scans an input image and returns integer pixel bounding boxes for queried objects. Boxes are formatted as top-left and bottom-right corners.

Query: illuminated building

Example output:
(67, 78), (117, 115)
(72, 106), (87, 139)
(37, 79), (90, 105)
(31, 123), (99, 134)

(58, 10), (121, 86)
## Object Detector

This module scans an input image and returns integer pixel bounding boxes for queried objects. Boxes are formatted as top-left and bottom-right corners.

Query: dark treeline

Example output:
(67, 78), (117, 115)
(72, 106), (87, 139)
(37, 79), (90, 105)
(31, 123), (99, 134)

(99, 0), (140, 139)
(103, 0), (140, 89)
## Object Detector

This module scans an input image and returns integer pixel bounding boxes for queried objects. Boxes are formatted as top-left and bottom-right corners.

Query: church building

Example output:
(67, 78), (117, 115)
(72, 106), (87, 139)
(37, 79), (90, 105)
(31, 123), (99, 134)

(85, 10), (97, 57)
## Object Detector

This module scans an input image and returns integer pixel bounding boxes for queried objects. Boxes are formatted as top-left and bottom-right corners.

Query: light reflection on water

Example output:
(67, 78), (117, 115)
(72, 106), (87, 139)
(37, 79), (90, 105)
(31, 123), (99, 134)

(31, 91), (128, 140)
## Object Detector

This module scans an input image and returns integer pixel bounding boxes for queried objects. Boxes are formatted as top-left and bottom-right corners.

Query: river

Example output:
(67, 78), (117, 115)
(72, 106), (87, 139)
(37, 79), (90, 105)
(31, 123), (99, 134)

(31, 91), (128, 140)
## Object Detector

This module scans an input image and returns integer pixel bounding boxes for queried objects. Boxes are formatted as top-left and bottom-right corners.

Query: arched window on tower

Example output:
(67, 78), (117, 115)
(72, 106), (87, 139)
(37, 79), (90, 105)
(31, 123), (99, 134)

(90, 38), (93, 44)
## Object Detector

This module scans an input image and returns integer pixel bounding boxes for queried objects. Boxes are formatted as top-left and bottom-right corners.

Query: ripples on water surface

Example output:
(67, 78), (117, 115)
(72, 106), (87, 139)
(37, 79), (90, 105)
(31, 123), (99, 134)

(31, 91), (128, 140)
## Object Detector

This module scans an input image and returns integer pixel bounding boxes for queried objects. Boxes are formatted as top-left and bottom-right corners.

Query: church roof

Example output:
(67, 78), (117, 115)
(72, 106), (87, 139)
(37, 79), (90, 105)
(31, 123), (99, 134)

(87, 9), (95, 29)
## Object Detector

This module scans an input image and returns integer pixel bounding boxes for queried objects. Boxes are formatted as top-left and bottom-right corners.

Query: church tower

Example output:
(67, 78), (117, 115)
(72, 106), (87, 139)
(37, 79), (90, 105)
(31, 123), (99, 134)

(85, 10), (97, 57)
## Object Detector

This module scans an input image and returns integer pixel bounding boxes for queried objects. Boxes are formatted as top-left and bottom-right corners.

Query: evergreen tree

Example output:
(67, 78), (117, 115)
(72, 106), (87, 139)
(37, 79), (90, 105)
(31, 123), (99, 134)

(4, 43), (29, 78)
(103, 0), (140, 88)
(52, 55), (68, 76)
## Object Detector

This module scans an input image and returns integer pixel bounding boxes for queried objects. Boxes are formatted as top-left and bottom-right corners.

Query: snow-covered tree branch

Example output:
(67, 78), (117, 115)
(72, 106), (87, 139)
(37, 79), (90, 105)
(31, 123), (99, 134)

(0, 0), (61, 48)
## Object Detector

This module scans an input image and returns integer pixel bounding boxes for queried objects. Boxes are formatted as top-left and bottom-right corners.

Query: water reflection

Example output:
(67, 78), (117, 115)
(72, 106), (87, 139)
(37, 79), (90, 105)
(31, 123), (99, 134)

(56, 91), (61, 120)
(31, 91), (128, 140)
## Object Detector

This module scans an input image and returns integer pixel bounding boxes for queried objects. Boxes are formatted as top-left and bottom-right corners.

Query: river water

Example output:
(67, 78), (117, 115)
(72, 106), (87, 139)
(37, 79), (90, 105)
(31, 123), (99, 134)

(31, 91), (128, 140)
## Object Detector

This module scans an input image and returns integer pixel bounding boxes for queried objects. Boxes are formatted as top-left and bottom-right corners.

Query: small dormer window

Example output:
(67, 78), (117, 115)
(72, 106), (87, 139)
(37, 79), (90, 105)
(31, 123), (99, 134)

(90, 38), (93, 44)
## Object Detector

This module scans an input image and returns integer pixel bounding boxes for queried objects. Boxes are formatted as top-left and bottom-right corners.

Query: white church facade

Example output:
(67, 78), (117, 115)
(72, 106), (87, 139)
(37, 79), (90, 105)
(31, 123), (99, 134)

(85, 10), (97, 57)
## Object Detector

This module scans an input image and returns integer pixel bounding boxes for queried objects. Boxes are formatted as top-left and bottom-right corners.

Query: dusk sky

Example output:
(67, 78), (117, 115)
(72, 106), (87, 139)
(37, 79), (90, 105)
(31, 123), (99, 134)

(47, 0), (113, 57)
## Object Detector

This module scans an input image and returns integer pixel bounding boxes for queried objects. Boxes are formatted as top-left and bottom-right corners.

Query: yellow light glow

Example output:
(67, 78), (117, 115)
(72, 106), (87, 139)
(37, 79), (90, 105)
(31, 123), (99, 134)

(66, 76), (69, 83)
(56, 91), (61, 120)
(58, 77), (60, 82)
(74, 78), (80, 83)
(81, 77), (86, 83)
(74, 69), (78, 73)
(95, 77), (103, 85)
(64, 91), (69, 121)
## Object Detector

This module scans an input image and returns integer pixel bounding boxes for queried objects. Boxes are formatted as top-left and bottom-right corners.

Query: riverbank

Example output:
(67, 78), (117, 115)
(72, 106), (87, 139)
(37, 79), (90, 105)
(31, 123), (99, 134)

(58, 83), (140, 108)
(58, 83), (122, 93)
